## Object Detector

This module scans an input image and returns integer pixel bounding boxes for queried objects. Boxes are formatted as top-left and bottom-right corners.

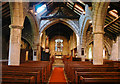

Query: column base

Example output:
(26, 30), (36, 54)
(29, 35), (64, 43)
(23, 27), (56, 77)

(8, 63), (20, 66)
(33, 56), (37, 61)
(81, 56), (85, 61)
(93, 62), (103, 65)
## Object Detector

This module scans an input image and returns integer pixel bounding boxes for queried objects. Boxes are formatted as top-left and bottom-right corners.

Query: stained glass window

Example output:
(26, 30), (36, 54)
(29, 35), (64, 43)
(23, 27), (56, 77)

(55, 39), (63, 52)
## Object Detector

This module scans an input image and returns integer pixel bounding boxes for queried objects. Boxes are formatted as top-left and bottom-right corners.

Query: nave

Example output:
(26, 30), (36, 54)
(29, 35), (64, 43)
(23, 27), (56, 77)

(1, 1), (120, 84)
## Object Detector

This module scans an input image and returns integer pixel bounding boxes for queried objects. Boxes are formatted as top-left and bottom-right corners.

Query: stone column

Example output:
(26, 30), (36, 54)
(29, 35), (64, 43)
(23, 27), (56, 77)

(38, 33), (43, 60)
(110, 36), (119, 61)
(93, 31), (104, 65)
(92, 2), (109, 65)
(33, 44), (40, 61)
(76, 34), (85, 61)
(73, 49), (75, 57)
(76, 34), (81, 58)
(37, 44), (41, 61)
(8, 25), (23, 65)
(33, 48), (37, 61)
(81, 47), (85, 61)
(33, 34), (40, 61)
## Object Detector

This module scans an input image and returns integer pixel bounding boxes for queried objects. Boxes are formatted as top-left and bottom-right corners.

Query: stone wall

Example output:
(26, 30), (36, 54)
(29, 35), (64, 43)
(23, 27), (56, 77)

(41, 31), (46, 50)
(85, 43), (93, 59)
(110, 36), (119, 61)
(69, 33), (77, 50)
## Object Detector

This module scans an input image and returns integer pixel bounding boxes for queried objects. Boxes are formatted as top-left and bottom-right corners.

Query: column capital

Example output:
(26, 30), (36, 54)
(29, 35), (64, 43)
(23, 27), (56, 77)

(32, 47), (37, 50)
(9, 24), (23, 29)
(32, 45), (38, 50)
(93, 31), (105, 34)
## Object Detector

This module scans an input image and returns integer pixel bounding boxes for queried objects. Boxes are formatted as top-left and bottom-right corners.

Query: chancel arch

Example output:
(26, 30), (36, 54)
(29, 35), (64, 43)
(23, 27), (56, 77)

(40, 21), (78, 60)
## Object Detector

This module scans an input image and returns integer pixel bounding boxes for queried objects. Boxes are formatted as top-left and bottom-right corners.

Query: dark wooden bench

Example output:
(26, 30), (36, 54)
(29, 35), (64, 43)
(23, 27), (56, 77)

(2, 61), (52, 83)
(1, 75), (35, 84)
(64, 60), (120, 84)
(69, 67), (120, 83)
(20, 61), (52, 81)
(64, 61), (92, 77)
(80, 75), (120, 84)
(2, 66), (44, 83)
(75, 72), (120, 83)
(64, 61), (119, 83)
(72, 57), (81, 61)
(20, 61), (52, 80)
(2, 71), (41, 84)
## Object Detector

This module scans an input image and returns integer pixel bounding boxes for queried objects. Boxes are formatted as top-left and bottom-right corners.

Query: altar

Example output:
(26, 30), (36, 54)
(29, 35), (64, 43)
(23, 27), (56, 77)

(55, 55), (63, 59)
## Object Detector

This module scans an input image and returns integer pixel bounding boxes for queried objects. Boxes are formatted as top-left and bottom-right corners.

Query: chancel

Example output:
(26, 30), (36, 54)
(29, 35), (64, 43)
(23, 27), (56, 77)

(1, 0), (120, 83)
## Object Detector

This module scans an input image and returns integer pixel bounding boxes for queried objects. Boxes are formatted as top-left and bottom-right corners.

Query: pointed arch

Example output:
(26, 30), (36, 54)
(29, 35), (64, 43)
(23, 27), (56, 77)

(39, 19), (79, 36)
(23, 11), (40, 48)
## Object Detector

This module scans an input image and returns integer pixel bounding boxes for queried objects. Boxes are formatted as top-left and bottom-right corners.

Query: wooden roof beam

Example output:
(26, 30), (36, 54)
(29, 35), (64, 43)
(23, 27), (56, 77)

(104, 16), (120, 28)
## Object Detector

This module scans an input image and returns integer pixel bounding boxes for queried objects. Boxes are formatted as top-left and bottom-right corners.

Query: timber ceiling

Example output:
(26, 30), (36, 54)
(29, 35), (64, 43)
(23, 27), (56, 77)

(2, 2), (10, 37)
(2, 1), (120, 40)
(45, 23), (73, 40)
(104, 2), (120, 39)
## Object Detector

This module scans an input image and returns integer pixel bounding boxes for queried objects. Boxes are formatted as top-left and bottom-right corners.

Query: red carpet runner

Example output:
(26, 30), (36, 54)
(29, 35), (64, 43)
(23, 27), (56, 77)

(49, 67), (67, 83)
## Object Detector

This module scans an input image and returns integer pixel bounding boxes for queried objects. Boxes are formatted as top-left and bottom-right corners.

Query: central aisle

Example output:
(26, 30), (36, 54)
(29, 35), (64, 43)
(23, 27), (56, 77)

(49, 67), (67, 83)
(52, 58), (64, 67)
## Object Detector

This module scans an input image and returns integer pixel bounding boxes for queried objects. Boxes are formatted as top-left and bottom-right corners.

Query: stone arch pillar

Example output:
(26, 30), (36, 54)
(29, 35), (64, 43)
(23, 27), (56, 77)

(8, 2), (28, 65)
(8, 25), (23, 65)
(76, 33), (82, 58)
(79, 4), (92, 61)
(110, 36), (120, 61)
(92, 2), (109, 65)
(25, 10), (40, 61)
(38, 33), (43, 61)
(32, 35), (40, 61)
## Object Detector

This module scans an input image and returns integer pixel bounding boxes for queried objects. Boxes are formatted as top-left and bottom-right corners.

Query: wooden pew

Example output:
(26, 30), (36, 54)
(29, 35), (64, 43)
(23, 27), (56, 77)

(80, 75), (120, 84)
(2, 61), (52, 83)
(1, 75), (35, 84)
(20, 61), (52, 82)
(64, 61), (92, 82)
(64, 60), (120, 84)
(104, 60), (120, 68)
(64, 61), (119, 83)
(64, 61), (91, 75)
(2, 71), (41, 84)
(69, 67), (120, 83)
(72, 57), (81, 61)
(2, 66), (44, 83)
(75, 72), (120, 83)
(18, 61), (52, 82)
